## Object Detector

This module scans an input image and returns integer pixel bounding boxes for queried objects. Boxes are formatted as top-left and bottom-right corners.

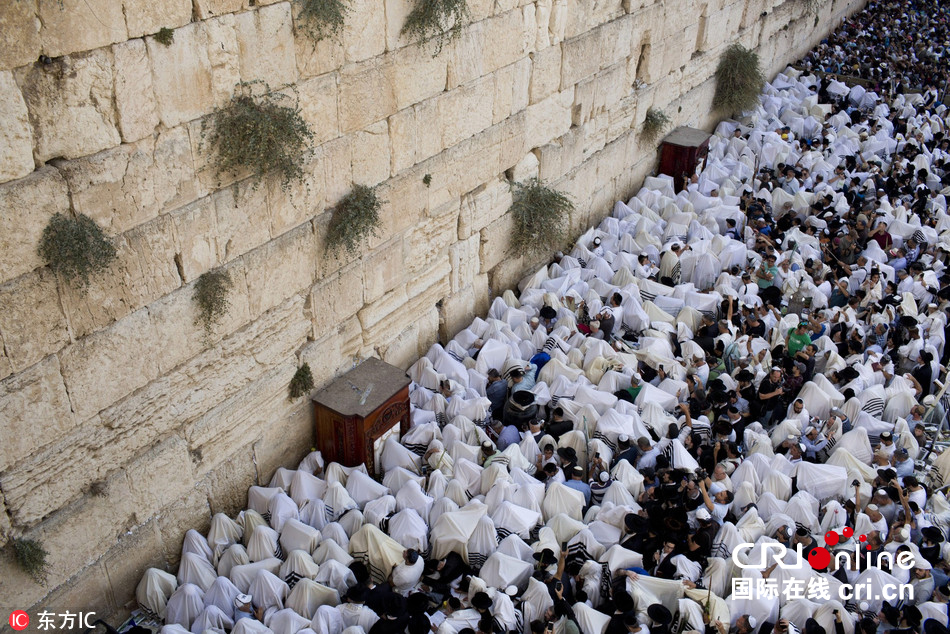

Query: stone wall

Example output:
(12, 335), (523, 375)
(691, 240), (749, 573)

(0, 0), (861, 623)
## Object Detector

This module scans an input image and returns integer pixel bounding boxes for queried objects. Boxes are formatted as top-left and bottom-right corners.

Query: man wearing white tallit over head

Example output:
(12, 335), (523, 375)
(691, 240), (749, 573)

(338, 586), (380, 631)
(659, 244), (685, 285)
(390, 549), (424, 595)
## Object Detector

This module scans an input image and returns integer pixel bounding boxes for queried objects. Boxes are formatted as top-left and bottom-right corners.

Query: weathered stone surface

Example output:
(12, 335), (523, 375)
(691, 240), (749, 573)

(387, 98), (442, 174)
(201, 443), (258, 514)
(156, 486), (212, 568)
(351, 120), (392, 186)
(60, 127), (199, 235)
(212, 181), (273, 264)
(0, 270), (68, 373)
(294, 26), (345, 79)
(362, 236), (406, 304)
(383, 0), (413, 51)
(439, 76), (495, 149)
(101, 521), (168, 611)
(39, 0), (127, 58)
(0, 71), (34, 183)
(339, 59), (397, 133)
(0, 166), (70, 285)
(458, 176), (514, 239)
(510, 151), (540, 183)
(125, 0), (192, 40)
(479, 212), (516, 273)
(344, 0), (387, 62)
(449, 233), (480, 293)
(314, 136), (354, 211)
(300, 317), (364, 388)
(30, 562), (116, 625)
(310, 261), (363, 339)
(0, 355), (75, 474)
(236, 4), (298, 86)
(194, 0), (246, 19)
(243, 223), (317, 319)
(529, 45), (562, 105)
(17, 50), (121, 163)
(390, 45), (448, 111)
(204, 14), (242, 108)
(127, 436), (197, 523)
(113, 39), (160, 142)
(254, 403), (312, 483)
(445, 24), (484, 89)
(525, 87), (574, 148)
(297, 72), (340, 146)
(0, 1), (40, 71)
(481, 10), (529, 75)
(493, 58), (531, 124)
(268, 157), (327, 239)
(147, 22), (214, 128)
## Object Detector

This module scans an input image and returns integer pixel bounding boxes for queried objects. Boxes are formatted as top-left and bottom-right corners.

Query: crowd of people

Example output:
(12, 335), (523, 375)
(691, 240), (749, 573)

(137, 1), (950, 634)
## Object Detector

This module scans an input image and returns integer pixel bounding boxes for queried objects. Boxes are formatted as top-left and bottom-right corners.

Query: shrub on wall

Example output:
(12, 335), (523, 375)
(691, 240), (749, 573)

(326, 184), (383, 258)
(712, 43), (765, 114)
(194, 269), (233, 334)
(153, 27), (174, 46)
(509, 179), (574, 254)
(641, 107), (671, 143)
(203, 81), (314, 191)
(289, 363), (315, 399)
(401, 0), (470, 55)
(38, 213), (117, 292)
(12, 538), (50, 585)
(294, 0), (349, 41)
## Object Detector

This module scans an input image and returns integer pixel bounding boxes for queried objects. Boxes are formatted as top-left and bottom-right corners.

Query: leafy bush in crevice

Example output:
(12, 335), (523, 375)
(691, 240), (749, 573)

(326, 184), (383, 258)
(401, 0), (470, 55)
(193, 269), (233, 334)
(712, 43), (765, 114)
(203, 81), (314, 191)
(289, 363), (315, 399)
(508, 179), (575, 254)
(641, 107), (671, 143)
(38, 213), (117, 292)
(294, 0), (349, 41)
(12, 538), (50, 585)
(154, 27), (174, 46)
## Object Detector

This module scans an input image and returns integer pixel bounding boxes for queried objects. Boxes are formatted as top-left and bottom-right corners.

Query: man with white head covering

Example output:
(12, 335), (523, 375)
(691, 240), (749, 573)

(233, 594), (264, 623)
(390, 549), (424, 595)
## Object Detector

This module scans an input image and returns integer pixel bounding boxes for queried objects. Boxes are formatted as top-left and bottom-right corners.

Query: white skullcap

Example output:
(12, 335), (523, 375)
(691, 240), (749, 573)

(709, 482), (726, 494)
(747, 617), (758, 629)
(235, 593), (252, 607)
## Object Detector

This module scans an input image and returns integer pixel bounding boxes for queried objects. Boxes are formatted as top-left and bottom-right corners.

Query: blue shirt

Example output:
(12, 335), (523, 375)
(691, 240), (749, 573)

(496, 424), (522, 451)
(564, 479), (591, 505)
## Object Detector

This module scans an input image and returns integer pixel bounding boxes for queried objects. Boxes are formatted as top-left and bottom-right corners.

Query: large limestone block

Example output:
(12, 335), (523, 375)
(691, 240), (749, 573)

(125, 0), (192, 39)
(310, 261), (364, 340)
(16, 50), (121, 162)
(600, 14), (635, 68)
(126, 436), (197, 522)
(0, 1), (41, 71)
(170, 196), (221, 283)
(560, 28), (605, 89)
(388, 97), (442, 174)
(573, 63), (626, 127)
(100, 521), (168, 613)
(480, 10), (530, 75)
(458, 176), (514, 238)
(378, 306), (439, 370)
(0, 355), (76, 474)
(0, 341), (13, 381)
(390, 45), (448, 110)
(524, 87), (573, 149)
(200, 444), (257, 511)
(383, 0), (413, 51)
(404, 209), (459, 274)
(362, 236), (406, 304)
(212, 182), (274, 264)
(358, 284), (409, 333)
(113, 39), (160, 142)
(0, 166), (70, 285)
(493, 57), (531, 123)
(373, 167), (428, 238)
(300, 319), (363, 390)
(156, 486), (213, 568)
(236, 4), (297, 86)
(60, 128), (198, 236)
(529, 45), (562, 105)
(243, 223), (317, 319)
(439, 76), (495, 149)
(255, 402), (313, 482)
(147, 22), (214, 128)
(445, 23), (484, 89)
(298, 72), (340, 146)
(0, 71), (34, 183)
(479, 212), (516, 272)
(449, 233), (480, 293)
(39, 0), (127, 58)
(338, 59), (397, 133)
(194, 0), (246, 19)
(0, 270), (69, 373)
(204, 14), (242, 107)
(351, 120), (392, 186)
(59, 308), (163, 422)
(58, 214), (183, 339)
(314, 135), (354, 212)
(294, 25), (345, 79)
(267, 156), (327, 239)
(343, 0), (387, 62)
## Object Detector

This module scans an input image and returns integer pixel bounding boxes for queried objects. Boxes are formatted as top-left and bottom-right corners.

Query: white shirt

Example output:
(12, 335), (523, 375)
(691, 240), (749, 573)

(391, 558), (424, 595)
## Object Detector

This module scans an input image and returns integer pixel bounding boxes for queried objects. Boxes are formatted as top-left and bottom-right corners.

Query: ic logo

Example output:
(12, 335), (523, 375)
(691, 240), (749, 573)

(9, 610), (29, 631)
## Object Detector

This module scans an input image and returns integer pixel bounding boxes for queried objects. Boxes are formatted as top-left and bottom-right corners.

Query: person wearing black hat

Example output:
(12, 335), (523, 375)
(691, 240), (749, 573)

(539, 305), (558, 330)
(472, 591), (493, 614)
(369, 595), (410, 634)
(648, 605), (673, 634)
(421, 551), (471, 600)
(341, 584), (382, 630)
(557, 446), (578, 479)
(920, 527), (944, 567)
(606, 591), (637, 634)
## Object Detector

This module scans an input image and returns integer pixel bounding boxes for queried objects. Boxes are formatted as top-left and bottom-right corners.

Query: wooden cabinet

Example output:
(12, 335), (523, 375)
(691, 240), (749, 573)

(312, 358), (411, 477)
(658, 126), (712, 192)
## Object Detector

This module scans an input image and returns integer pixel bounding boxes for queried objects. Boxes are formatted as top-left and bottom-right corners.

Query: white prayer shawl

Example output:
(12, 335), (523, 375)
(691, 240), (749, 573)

(498, 533), (536, 562)
(337, 603), (379, 631)
(320, 524), (350, 551)
(521, 577), (555, 633)
(249, 570), (289, 612)
(161, 626), (191, 634)
(362, 495), (396, 529)
(479, 551), (534, 590)
(290, 470), (328, 509)
(468, 514), (499, 569)
(287, 579), (339, 619)
(192, 604), (234, 634)
(280, 519), (322, 556)
(178, 551), (218, 593)
(239, 511), (268, 546)
(203, 576), (240, 621)
(347, 524), (405, 584)
(794, 462), (848, 501)
(248, 525), (282, 563)
(230, 559), (283, 594)
(208, 513), (244, 566)
(587, 520), (622, 550)
(314, 560), (356, 596)
(427, 469), (449, 500)
(611, 460), (646, 499)
(265, 608), (310, 634)
(279, 550), (320, 588)
(573, 603), (612, 634)
(379, 435), (422, 474)
(182, 529), (214, 568)
(166, 583), (206, 629)
(218, 544), (251, 579)
(299, 499), (329, 531)
(338, 509), (365, 538)
(311, 605), (345, 634)
(232, 618), (275, 634)
(542, 482), (586, 521)
(391, 557), (424, 595)
(429, 497), (460, 529)
(388, 508), (429, 552)
(831, 428), (873, 465)
(344, 471), (390, 509)
(138, 567), (179, 619)
(248, 487), (283, 518)
(323, 482), (359, 522)
(324, 463), (369, 488)
(382, 466), (426, 493)
(492, 500), (542, 539)
(570, 527), (608, 561)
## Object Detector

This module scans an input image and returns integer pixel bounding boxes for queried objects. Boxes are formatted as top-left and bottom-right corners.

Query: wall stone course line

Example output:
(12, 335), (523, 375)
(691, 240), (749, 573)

(235, 2), (299, 86)
(113, 39), (161, 143)
(0, 1), (41, 72)
(124, 0), (193, 40)
(0, 70), (35, 183)
(0, 269), (70, 374)
(147, 21), (216, 129)
(38, 0), (128, 59)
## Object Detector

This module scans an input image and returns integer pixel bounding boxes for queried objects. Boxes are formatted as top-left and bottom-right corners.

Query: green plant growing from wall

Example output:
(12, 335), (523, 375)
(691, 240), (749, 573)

(401, 0), (470, 55)
(154, 27), (175, 46)
(508, 179), (574, 254)
(194, 269), (233, 334)
(712, 43), (765, 114)
(38, 213), (117, 292)
(12, 537), (50, 585)
(326, 184), (383, 258)
(289, 363), (315, 399)
(203, 81), (314, 191)
(641, 107), (671, 143)
(294, 0), (349, 41)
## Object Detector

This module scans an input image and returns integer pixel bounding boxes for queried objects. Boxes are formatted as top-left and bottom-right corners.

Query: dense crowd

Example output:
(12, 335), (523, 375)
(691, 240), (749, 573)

(134, 2), (950, 634)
